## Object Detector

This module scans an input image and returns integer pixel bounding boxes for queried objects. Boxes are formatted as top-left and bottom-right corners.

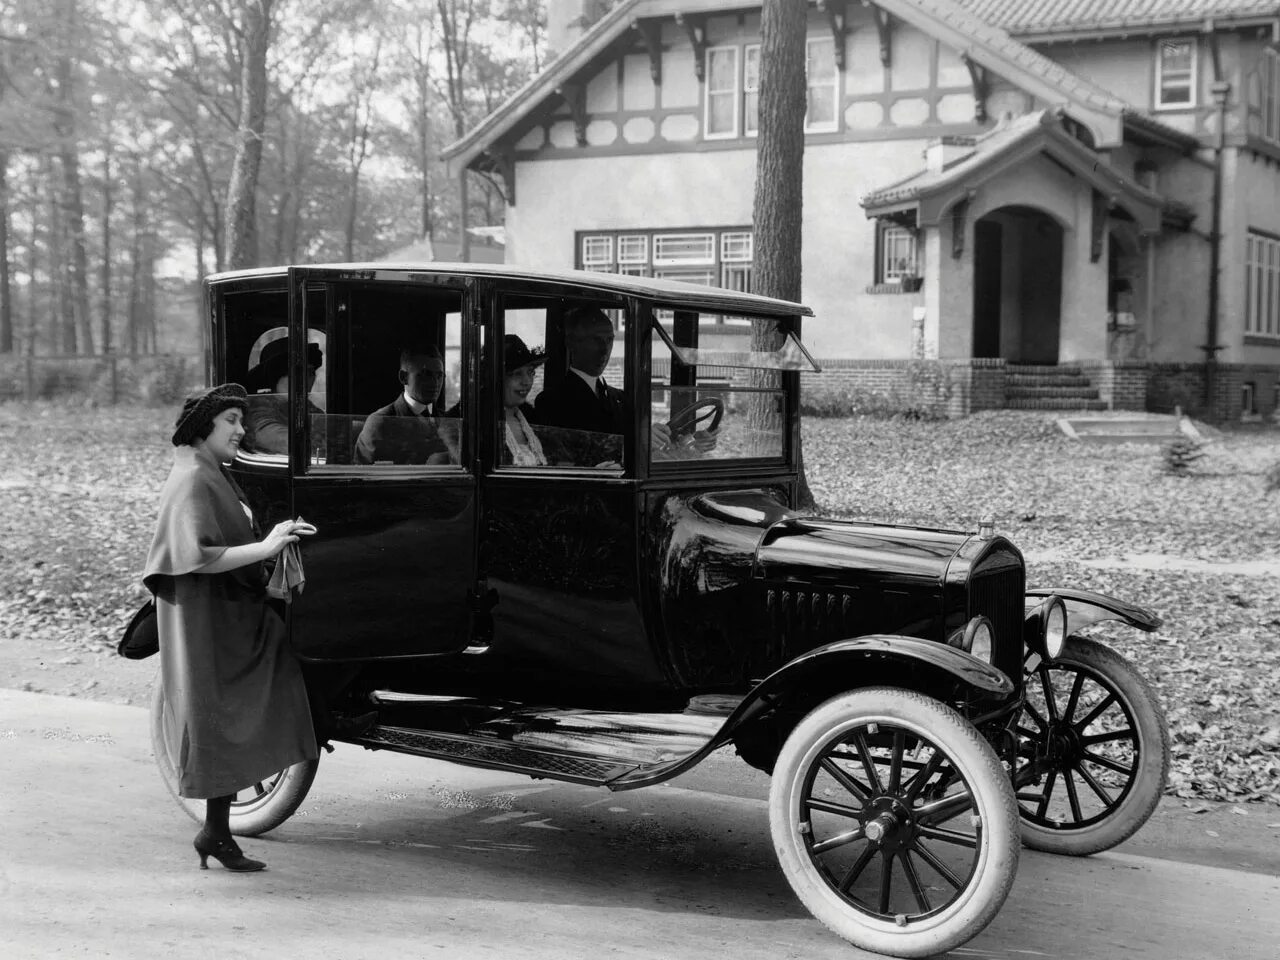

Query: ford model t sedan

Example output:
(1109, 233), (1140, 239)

(153, 262), (1169, 957)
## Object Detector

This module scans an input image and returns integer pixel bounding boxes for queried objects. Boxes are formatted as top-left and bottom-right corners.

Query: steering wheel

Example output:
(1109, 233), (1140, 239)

(666, 397), (724, 440)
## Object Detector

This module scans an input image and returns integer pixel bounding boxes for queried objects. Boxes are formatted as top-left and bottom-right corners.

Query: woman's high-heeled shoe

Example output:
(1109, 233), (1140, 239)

(193, 831), (266, 872)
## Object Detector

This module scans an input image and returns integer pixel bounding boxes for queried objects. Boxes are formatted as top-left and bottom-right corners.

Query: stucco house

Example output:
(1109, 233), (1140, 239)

(444, 0), (1280, 419)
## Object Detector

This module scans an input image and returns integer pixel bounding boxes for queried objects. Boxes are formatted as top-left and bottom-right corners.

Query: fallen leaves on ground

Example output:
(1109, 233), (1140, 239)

(2, 405), (1277, 805)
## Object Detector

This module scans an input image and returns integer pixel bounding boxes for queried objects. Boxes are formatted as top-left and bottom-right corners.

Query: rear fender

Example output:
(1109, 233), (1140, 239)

(1026, 587), (1162, 635)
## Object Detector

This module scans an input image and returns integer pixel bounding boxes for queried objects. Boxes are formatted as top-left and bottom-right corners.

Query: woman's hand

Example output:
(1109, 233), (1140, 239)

(262, 517), (318, 557)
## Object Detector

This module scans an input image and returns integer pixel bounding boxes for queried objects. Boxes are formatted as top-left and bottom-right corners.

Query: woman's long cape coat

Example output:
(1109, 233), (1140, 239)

(144, 445), (317, 799)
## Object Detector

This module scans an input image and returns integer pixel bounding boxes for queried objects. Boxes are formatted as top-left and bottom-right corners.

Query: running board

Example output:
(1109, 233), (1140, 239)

(355, 725), (642, 786)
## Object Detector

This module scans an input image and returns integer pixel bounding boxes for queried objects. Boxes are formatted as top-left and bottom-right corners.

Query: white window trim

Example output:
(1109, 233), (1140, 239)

(744, 43), (760, 138)
(581, 234), (614, 269)
(1246, 230), (1280, 339)
(704, 45), (740, 140)
(653, 232), (716, 266)
(804, 37), (840, 133)
(1263, 48), (1280, 144)
(1154, 37), (1197, 110)
(880, 224), (919, 283)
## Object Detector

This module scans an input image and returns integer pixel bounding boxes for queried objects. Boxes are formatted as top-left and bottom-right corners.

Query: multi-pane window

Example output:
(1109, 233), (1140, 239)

(1261, 47), (1280, 144)
(1155, 38), (1196, 108)
(706, 36), (840, 139)
(706, 46), (739, 138)
(578, 228), (754, 293)
(805, 37), (838, 132)
(1246, 230), (1280, 338)
(878, 224), (919, 283)
(744, 45), (761, 136)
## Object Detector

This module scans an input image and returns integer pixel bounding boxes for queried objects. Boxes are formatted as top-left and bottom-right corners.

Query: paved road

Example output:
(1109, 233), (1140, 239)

(1, 690), (1277, 960)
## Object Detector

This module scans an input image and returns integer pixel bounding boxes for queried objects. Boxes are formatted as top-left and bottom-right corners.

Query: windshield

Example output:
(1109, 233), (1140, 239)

(650, 311), (808, 466)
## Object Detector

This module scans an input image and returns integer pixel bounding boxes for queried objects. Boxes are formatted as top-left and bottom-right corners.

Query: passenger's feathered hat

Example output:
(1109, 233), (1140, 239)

(171, 383), (249, 447)
(502, 334), (546, 371)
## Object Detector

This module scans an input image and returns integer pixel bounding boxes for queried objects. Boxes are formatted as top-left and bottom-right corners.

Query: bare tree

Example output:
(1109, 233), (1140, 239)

(750, 0), (812, 506)
(340, 38), (382, 261)
(437, 0), (480, 261)
(224, 0), (276, 269)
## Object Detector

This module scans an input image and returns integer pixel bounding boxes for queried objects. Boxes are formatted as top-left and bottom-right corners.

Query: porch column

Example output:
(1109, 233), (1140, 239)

(1058, 190), (1110, 361)
(929, 221), (974, 358)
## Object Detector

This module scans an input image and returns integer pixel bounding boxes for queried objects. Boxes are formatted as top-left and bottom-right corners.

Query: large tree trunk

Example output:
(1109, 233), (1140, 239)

(52, 0), (93, 354)
(750, 0), (813, 507)
(224, 0), (274, 270)
(99, 145), (113, 354)
(0, 150), (12, 354)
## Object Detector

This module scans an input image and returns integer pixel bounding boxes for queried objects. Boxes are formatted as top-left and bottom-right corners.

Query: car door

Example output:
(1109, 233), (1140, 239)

(243, 267), (479, 661)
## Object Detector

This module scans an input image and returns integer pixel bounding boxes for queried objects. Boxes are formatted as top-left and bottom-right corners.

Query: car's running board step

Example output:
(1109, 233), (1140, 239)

(356, 725), (642, 786)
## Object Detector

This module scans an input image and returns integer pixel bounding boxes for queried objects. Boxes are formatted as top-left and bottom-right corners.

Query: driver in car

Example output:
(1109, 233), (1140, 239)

(535, 306), (625, 466)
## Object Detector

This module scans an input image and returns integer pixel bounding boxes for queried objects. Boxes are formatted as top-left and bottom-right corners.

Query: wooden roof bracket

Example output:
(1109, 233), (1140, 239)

(675, 13), (707, 81)
(1091, 189), (1117, 262)
(488, 147), (516, 205)
(961, 54), (989, 123)
(556, 82), (588, 146)
(952, 192), (973, 258)
(870, 4), (892, 68)
(818, 0), (848, 70)
(631, 18), (663, 85)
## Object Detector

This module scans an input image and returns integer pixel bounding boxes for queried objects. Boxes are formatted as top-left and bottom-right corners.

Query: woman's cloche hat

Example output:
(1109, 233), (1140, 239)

(171, 383), (249, 447)
(502, 334), (546, 371)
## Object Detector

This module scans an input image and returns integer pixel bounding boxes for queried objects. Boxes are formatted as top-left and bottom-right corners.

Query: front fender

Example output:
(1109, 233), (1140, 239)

(606, 634), (1013, 790)
(1026, 587), (1162, 634)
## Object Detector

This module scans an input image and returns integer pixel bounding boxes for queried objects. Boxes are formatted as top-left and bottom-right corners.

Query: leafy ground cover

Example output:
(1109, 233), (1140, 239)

(2, 405), (1278, 805)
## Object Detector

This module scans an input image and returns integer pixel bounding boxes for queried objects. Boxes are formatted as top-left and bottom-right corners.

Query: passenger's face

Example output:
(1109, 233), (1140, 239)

(566, 317), (614, 377)
(503, 364), (538, 410)
(401, 354), (445, 406)
(201, 407), (245, 463)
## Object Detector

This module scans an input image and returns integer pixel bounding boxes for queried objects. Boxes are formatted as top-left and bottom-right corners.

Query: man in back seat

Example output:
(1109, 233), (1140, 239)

(354, 344), (448, 464)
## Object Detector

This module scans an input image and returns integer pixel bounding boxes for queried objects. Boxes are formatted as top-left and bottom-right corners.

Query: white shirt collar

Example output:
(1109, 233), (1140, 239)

(569, 367), (599, 392)
(402, 389), (428, 415)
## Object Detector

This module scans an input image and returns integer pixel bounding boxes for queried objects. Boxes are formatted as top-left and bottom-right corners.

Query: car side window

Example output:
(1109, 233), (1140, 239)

(496, 293), (626, 472)
(301, 281), (467, 472)
(223, 286), (328, 465)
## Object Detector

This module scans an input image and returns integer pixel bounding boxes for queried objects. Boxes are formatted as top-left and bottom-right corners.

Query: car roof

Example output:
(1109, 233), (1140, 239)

(207, 261), (814, 318)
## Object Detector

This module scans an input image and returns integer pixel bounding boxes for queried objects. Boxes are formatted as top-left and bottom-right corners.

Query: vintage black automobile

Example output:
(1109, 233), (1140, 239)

(152, 262), (1170, 958)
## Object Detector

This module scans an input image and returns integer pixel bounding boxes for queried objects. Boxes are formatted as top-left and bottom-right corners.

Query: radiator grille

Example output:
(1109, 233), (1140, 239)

(967, 548), (1026, 686)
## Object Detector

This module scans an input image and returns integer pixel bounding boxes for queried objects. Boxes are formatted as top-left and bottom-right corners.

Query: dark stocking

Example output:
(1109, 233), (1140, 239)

(203, 794), (234, 842)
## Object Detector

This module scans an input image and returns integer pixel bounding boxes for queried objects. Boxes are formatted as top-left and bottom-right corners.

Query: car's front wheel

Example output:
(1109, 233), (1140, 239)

(150, 681), (319, 837)
(768, 687), (1020, 959)
(1015, 636), (1169, 855)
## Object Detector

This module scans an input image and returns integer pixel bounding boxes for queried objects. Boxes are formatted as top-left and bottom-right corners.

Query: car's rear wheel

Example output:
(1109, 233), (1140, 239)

(1015, 636), (1169, 855)
(150, 681), (319, 837)
(769, 687), (1020, 959)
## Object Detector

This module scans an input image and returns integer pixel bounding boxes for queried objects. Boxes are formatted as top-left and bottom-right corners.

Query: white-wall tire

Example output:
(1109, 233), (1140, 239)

(150, 681), (318, 837)
(769, 687), (1020, 958)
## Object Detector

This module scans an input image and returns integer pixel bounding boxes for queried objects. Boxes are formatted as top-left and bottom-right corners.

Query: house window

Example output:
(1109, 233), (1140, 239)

(1155, 38), (1196, 108)
(744, 44), (761, 136)
(576, 227), (754, 294)
(705, 46), (739, 138)
(1242, 381), (1258, 418)
(805, 37), (839, 132)
(1261, 47), (1280, 143)
(1246, 230), (1280, 339)
(581, 235), (614, 271)
(878, 224), (919, 283)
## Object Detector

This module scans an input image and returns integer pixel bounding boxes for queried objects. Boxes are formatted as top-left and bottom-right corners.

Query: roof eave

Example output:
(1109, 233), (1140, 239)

(1012, 14), (1280, 45)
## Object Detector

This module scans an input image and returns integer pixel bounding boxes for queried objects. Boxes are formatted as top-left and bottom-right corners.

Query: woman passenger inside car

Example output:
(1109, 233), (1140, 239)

(500, 334), (553, 466)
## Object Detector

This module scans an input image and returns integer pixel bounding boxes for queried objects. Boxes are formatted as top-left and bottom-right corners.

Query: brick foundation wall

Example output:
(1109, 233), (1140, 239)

(1077, 360), (1148, 411)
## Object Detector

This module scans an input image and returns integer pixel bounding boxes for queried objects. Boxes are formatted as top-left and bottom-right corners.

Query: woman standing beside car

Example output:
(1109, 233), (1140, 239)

(144, 383), (318, 872)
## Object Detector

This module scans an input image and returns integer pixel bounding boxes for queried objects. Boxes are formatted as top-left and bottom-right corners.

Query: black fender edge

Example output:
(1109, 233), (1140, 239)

(1026, 587), (1162, 633)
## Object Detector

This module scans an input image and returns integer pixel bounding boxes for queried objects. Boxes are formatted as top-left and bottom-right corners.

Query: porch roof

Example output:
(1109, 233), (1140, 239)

(860, 110), (1168, 233)
(442, 0), (1169, 178)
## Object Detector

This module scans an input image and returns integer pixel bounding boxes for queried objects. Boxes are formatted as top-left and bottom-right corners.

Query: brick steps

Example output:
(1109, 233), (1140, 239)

(1004, 364), (1104, 411)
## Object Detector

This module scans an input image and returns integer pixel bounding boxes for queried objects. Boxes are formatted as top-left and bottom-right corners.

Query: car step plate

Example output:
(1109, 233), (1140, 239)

(358, 725), (642, 786)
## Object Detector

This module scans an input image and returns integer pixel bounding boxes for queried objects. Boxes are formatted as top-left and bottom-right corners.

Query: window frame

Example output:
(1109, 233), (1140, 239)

(1261, 47), (1280, 144)
(576, 227), (755, 296)
(744, 43), (761, 137)
(803, 36), (840, 133)
(704, 44), (740, 140)
(1154, 37), (1197, 110)
(876, 223), (920, 284)
(1246, 229), (1280, 340)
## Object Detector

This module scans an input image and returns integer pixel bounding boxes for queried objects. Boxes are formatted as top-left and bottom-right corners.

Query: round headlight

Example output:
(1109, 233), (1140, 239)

(964, 617), (994, 664)
(1043, 598), (1068, 659)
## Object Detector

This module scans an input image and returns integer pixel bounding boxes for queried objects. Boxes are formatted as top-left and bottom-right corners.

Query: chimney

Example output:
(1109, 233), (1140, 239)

(547, 0), (600, 60)
(924, 136), (975, 173)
